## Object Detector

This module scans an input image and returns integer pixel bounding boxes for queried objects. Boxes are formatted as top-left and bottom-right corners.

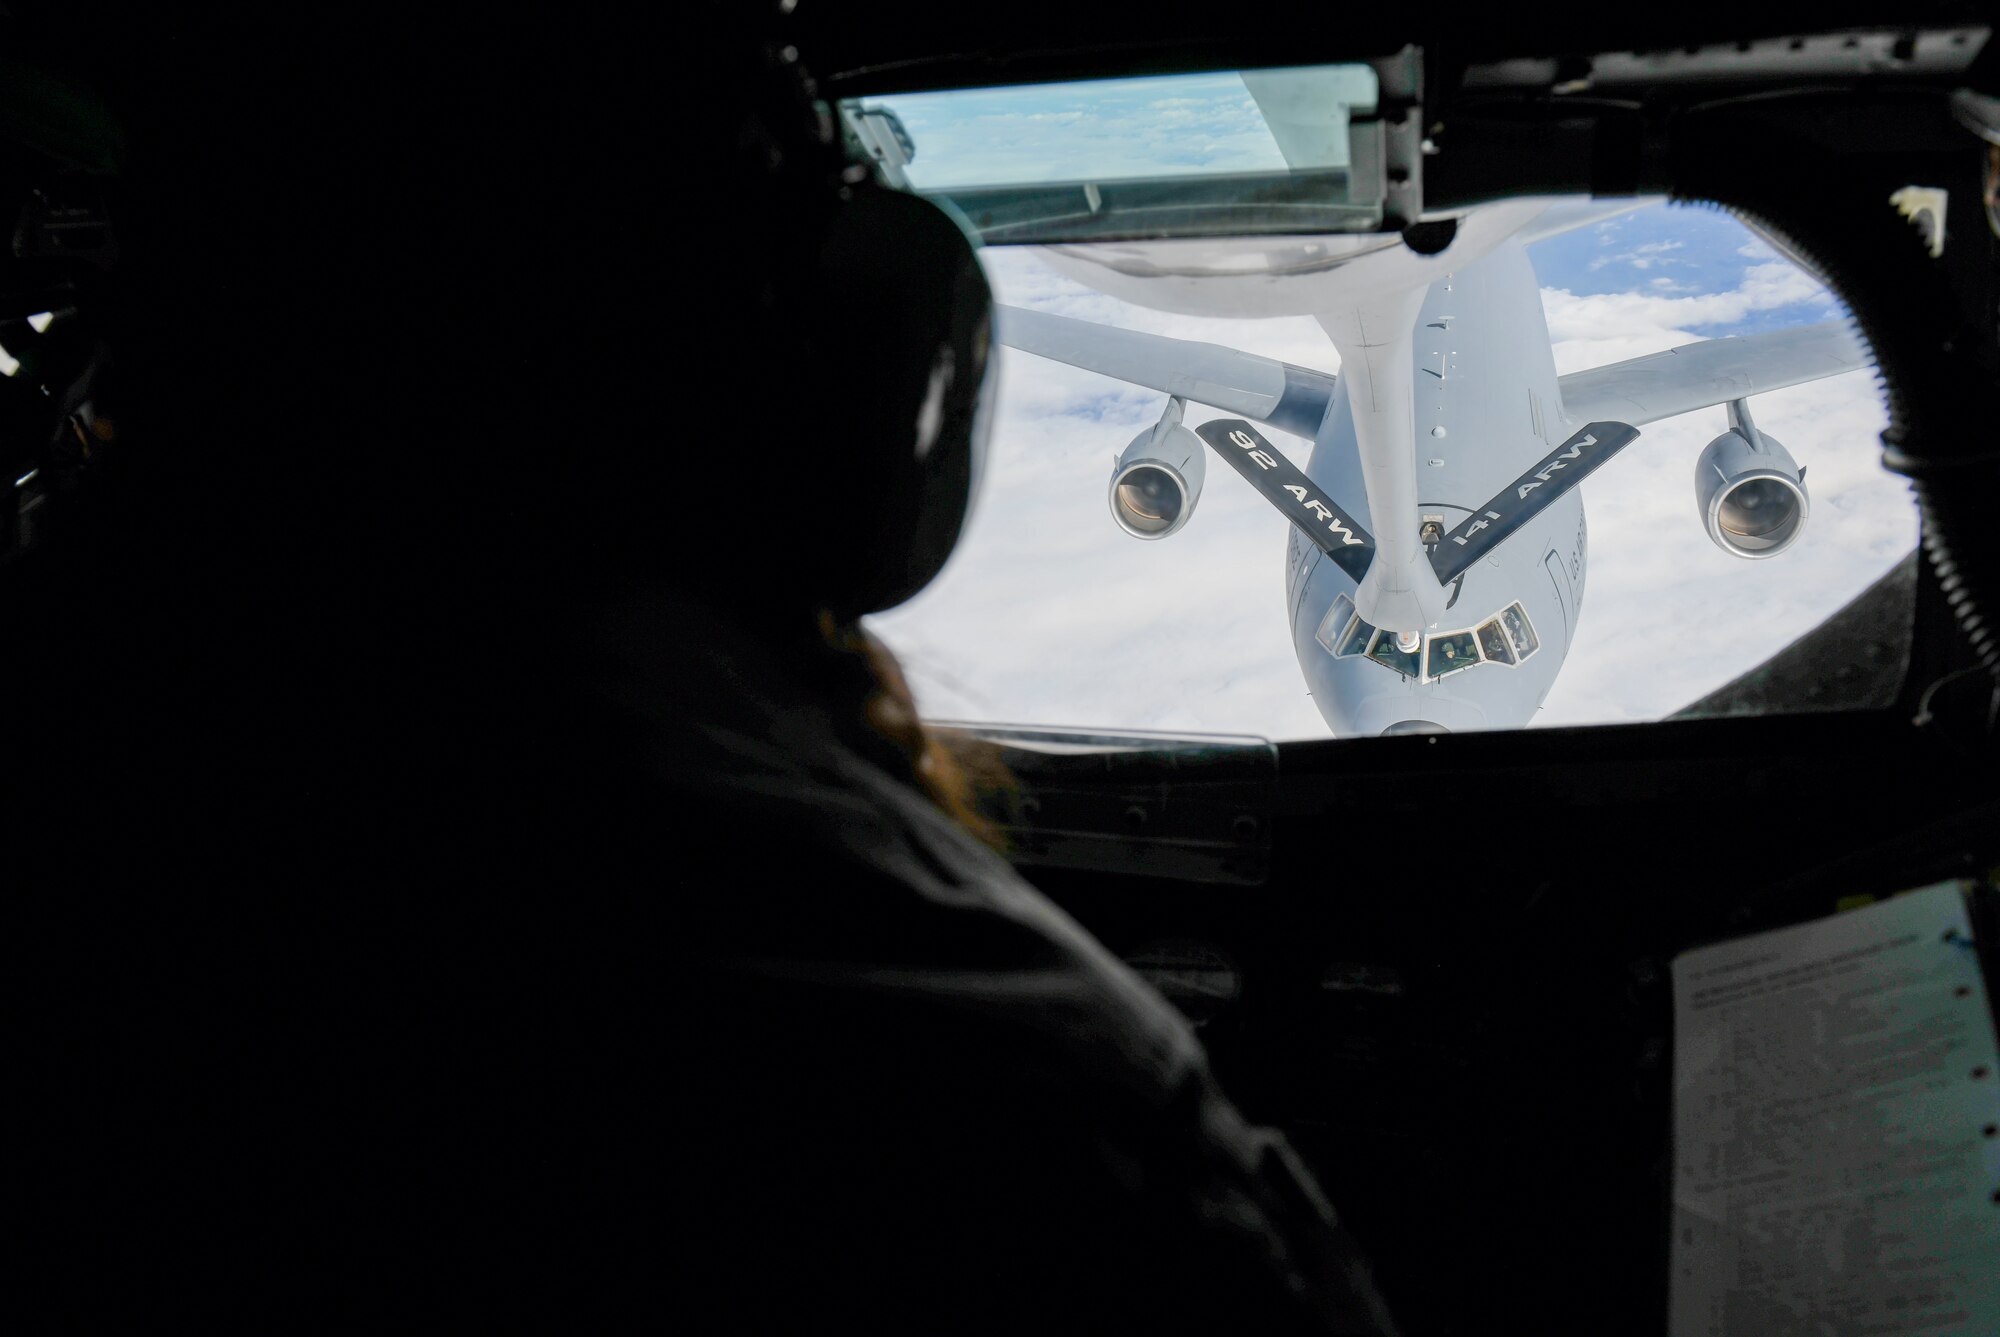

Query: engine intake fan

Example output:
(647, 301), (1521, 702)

(1695, 399), (1809, 558)
(1110, 396), (1206, 539)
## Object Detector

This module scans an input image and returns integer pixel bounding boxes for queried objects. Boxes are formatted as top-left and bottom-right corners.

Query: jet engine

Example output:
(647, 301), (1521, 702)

(1694, 401), (1809, 558)
(1110, 398), (1206, 539)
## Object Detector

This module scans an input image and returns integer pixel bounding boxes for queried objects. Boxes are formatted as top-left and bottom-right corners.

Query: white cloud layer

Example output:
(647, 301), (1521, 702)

(1543, 262), (1833, 347)
(1588, 239), (1687, 271)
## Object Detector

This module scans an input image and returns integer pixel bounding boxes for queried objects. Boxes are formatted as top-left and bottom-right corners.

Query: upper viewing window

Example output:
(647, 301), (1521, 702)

(839, 64), (1390, 242)
(859, 68), (1918, 741)
(845, 66), (1377, 188)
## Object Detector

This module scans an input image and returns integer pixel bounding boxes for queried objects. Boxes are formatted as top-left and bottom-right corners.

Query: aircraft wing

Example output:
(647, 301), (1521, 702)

(1557, 321), (1869, 428)
(993, 305), (1337, 439)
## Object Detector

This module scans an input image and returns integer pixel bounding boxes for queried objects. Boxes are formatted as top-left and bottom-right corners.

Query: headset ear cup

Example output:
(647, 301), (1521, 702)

(810, 185), (994, 615)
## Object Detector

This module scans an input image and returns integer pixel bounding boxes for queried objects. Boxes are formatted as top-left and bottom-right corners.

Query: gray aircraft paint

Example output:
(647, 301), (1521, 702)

(1284, 237), (1578, 736)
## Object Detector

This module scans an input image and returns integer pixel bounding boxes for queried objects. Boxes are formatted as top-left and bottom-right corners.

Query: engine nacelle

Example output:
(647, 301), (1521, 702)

(1109, 418), (1207, 539)
(1695, 422), (1809, 558)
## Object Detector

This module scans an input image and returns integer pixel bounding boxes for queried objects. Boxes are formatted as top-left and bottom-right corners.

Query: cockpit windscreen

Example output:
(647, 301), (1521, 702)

(858, 70), (1917, 741)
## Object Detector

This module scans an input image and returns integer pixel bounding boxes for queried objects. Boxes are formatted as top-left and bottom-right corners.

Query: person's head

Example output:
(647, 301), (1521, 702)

(16, 8), (1007, 827)
(651, 8), (1012, 838)
(43, 8), (989, 633)
(654, 11), (998, 639)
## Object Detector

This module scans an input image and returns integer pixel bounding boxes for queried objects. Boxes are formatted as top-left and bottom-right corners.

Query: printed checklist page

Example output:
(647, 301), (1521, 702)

(1671, 883), (2000, 1336)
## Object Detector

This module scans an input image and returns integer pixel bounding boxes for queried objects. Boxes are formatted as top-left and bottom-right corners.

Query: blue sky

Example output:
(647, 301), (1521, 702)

(862, 72), (1914, 739)
(1531, 205), (1849, 337)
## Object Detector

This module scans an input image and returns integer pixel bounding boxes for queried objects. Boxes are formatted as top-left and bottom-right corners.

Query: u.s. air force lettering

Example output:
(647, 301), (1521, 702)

(1428, 420), (1638, 583)
(1196, 418), (1375, 582)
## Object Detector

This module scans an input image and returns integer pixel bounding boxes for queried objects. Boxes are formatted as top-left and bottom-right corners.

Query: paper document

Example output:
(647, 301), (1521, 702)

(1670, 883), (2000, 1336)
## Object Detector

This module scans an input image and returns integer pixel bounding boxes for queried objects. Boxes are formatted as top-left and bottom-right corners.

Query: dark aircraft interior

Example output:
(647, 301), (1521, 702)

(3, 6), (1996, 1334)
(787, 7), (2000, 1332)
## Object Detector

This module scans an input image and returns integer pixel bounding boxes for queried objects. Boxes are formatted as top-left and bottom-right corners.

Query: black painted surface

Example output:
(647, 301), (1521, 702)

(1429, 422), (1638, 584)
(1021, 711), (2000, 1335)
(1199, 418), (1375, 582)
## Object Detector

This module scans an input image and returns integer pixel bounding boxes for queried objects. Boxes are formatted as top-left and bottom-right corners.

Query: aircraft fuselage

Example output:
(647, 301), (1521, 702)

(1286, 238), (1583, 736)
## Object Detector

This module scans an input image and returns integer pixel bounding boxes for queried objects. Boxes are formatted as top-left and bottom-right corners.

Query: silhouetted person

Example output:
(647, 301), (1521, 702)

(9, 9), (1397, 1332)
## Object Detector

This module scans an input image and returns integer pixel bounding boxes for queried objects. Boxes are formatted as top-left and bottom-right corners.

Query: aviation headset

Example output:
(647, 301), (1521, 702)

(738, 31), (996, 619)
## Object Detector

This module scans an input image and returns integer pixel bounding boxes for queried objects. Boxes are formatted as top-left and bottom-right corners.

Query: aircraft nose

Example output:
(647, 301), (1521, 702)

(1380, 719), (1450, 736)
(1352, 692), (1488, 736)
